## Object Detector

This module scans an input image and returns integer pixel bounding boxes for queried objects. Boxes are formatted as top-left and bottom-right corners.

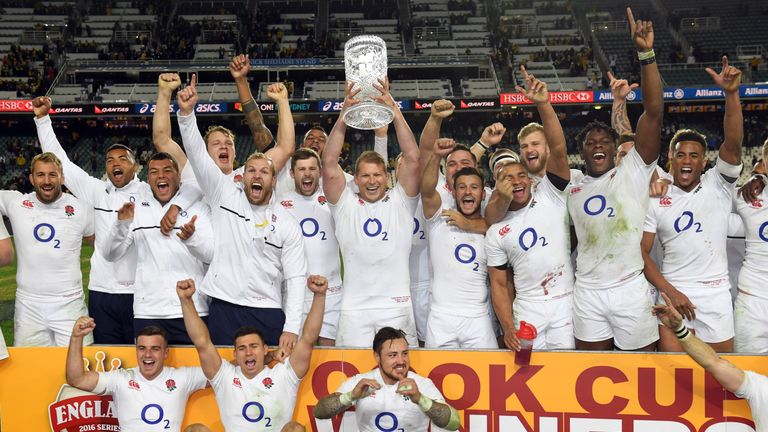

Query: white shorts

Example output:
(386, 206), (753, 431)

(301, 289), (342, 341)
(15, 293), (92, 347)
(410, 282), (430, 341)
(336, 306), (417, 348)
(0, 330), (7, 360)
(573, 276), (658, 350)
(513, 293), (575, 350)
(660, 287), (734, 344)
(425, 310), (497, 349)
(734, 292), (768, 353)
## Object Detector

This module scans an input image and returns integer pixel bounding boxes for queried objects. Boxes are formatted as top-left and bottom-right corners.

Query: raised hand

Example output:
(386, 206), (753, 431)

(480, 122), (507, 147)
(372, 77), (398, 109)
(72, 316), (96, 338)
(433, 138), (456, 157)
(160, 205), (180, 236)
(430, 99), (455, 119)
(396, 377), (421, 403)
(705, 56), (742, 93)
(307, 275), (328, 295)
(627, 7), (654, 52)
(266, 82), (288, 102)
(515, 65), (548, 104)
(176, 278), (196, 300)
(229, 54), (250, 81)
(608, 71), (639, 100)
(278, 331), (297, 355)
(341, 81), (362, 113)
(158, 73), (182, 93)
(495, 176), (515, 201)
(31, 96), (52, 118)
(176, 73), (198, 116)
(116, 202), (135, 221)
(739, 175), (766, 204)
(351, 378), (381, 400)
(176, 215), (197, 241)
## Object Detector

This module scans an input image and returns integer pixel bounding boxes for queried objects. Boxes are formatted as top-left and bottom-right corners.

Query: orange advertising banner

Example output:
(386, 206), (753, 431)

(0, 347), (761, 431)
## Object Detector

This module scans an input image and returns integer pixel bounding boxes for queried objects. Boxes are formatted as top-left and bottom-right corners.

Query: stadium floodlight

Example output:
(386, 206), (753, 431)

(342, 35), (394, 130)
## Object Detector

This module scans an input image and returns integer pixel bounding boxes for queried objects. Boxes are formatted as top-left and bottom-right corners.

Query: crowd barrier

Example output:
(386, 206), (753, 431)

(0, 346), (761, 431)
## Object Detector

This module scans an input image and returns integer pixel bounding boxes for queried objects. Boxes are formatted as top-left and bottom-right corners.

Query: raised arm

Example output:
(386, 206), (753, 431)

(100, 202), (136, 262)
(515, 65), (569, 180)
(177, 279), (221, 379)
(287, 275), (327, 379)
(628, 7), (663, 165)
(706, 57), (743, 166)
(0, 221), (12, 266)
(375, 78), (420, 197)
(153, 73), (187, 169)
(418, 99), (454, 165)
(421, 139), (453, 219)
(66, 317), (100, 391)
(176, 74), (228, 204)
(373, 124), (389, 161)
(321, 83), (358, 204)
(471, 122), (506, 163)
(608, 71), (638, 136)
(654, 292), (745, 392)
(264, 83), (295, 174)
(230, 54), (273, 152)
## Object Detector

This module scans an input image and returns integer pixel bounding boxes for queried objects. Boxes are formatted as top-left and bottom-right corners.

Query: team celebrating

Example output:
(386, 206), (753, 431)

(2, 7), (768, 430)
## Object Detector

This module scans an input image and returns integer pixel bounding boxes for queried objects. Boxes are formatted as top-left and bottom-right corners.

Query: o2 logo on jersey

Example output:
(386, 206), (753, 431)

(758, 221), (768, 243)
(375, 412), (404, 432)
(583, 195), (615, 218)
(300, 217), (327, 240)
(242, 401), (272, 427)
(674, 211), (703, 233)
(141, 404), (170, 429)
(454, 243), (480, 271)
(33, 223), (60, 249)
(412, 217), (425, 240)
(363, 218), (388, 241)
(518, 227), (548, 251)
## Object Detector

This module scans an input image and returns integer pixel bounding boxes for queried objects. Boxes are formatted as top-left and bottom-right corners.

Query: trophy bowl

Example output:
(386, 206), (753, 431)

(343, 35), (395, 130)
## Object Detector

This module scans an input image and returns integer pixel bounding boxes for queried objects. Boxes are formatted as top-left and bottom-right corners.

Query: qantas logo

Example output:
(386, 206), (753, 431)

(460, 100), (496, 108)
(94, 106), (130, 114)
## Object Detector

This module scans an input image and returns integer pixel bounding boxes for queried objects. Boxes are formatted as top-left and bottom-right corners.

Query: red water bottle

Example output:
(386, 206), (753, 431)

(515, 321), (537, 366)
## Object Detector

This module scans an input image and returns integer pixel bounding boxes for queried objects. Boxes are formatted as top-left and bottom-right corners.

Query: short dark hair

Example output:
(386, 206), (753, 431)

(446, 144), (477, 164)
(148, 152), (180, 173)
(136, 325), (168, 347)
(303, 125), (327, 141)
(373, 327), (407, 354)
(669, 129), (707, 153)
(576, 120), (618, 150)
(233, 326), (265, 346)
(291, 147), (321, 170)
(106, 143), (138, 165)
(453, 166), (484, 190)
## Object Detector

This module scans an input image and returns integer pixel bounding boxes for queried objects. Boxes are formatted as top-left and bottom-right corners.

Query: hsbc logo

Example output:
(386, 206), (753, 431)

(0, 99), (33, 112)
(94, 105), (130, 114)
(499, 93), (532, 105)
(50, 107), (83, 114)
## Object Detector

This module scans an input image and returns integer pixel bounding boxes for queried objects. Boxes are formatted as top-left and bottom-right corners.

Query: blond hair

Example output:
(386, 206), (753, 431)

(244, 152), (275, 175)
(204, 125), (236, 145)
(517, 122), (544, 143)
(30, 152), (63, 174)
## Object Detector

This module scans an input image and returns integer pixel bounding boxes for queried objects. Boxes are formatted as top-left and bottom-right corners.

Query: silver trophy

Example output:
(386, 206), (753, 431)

(343, 35), (394, 130)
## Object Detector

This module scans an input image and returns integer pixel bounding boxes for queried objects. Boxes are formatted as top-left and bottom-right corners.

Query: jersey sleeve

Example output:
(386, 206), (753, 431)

(91, 370), (119, 396)
(180, 366), (209, 393)
(538, 174), (568, 204)
(170, 166), (205, 212)
(99, 218), (135, 262)
(0, 218), (8, 240)
(0, 191), (21, 217)
(394, 183), (419, 216)
(328, 185), (354, 218)
(415, 375), (447, 403)
(734, 370), (768, 407)
(485, 225), (509, 267)
(643, 201), (659, 234)
(620, 146), (658, 198)
(336, 373), (364, 395)
(177, 112), (229, 206)
(181, 203), (214, 264)
(278, 358), (301, 386)
(709, 157), (742, 196)
(82, 202), (95, 237)
(210, 360), (235, 390)
(279, 213), (308, 335)
(35, 115), (103, 205)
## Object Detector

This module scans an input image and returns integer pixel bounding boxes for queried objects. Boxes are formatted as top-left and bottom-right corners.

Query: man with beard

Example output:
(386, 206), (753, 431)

(322, 80), (419, 347)
(277, 148), (342, 346)
(66, 318), (207, 431)
(567, 8), (663, 351)
(176, 74), (307, 351)
(177, 275), (326, 431)
(0, 152), (94, 346)
(33, 96), (185, 344)
(642, 58), (743, 353)
(420, 138), (496, 349)
(102, 153), (212, 344)
(485, 69), (574, 351)
(313, 327), (460, 431)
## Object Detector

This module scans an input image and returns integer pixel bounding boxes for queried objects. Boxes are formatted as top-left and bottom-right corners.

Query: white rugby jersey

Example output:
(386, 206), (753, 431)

(337, 368), (446, 432)
(178, 112), (307, 334)
(734, 187), (768, 299)
(0, 191), (93, 301)
(567, 147), (657, 290)
(409, 198), (431, 287)
(277, 189), (342, 294)
(645, 160), (739, 292)
(92, 366), (207, 432)
(36, 114), (141, 294)
(486, 175), (574, 301)
(100, 187), (211, 319)
(734, 371), (768, 431)
(330, 184), (417, 310)
(210, 358), (300, 431)
(427, 211), (489, 317)
(0, 218), (8, 239)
